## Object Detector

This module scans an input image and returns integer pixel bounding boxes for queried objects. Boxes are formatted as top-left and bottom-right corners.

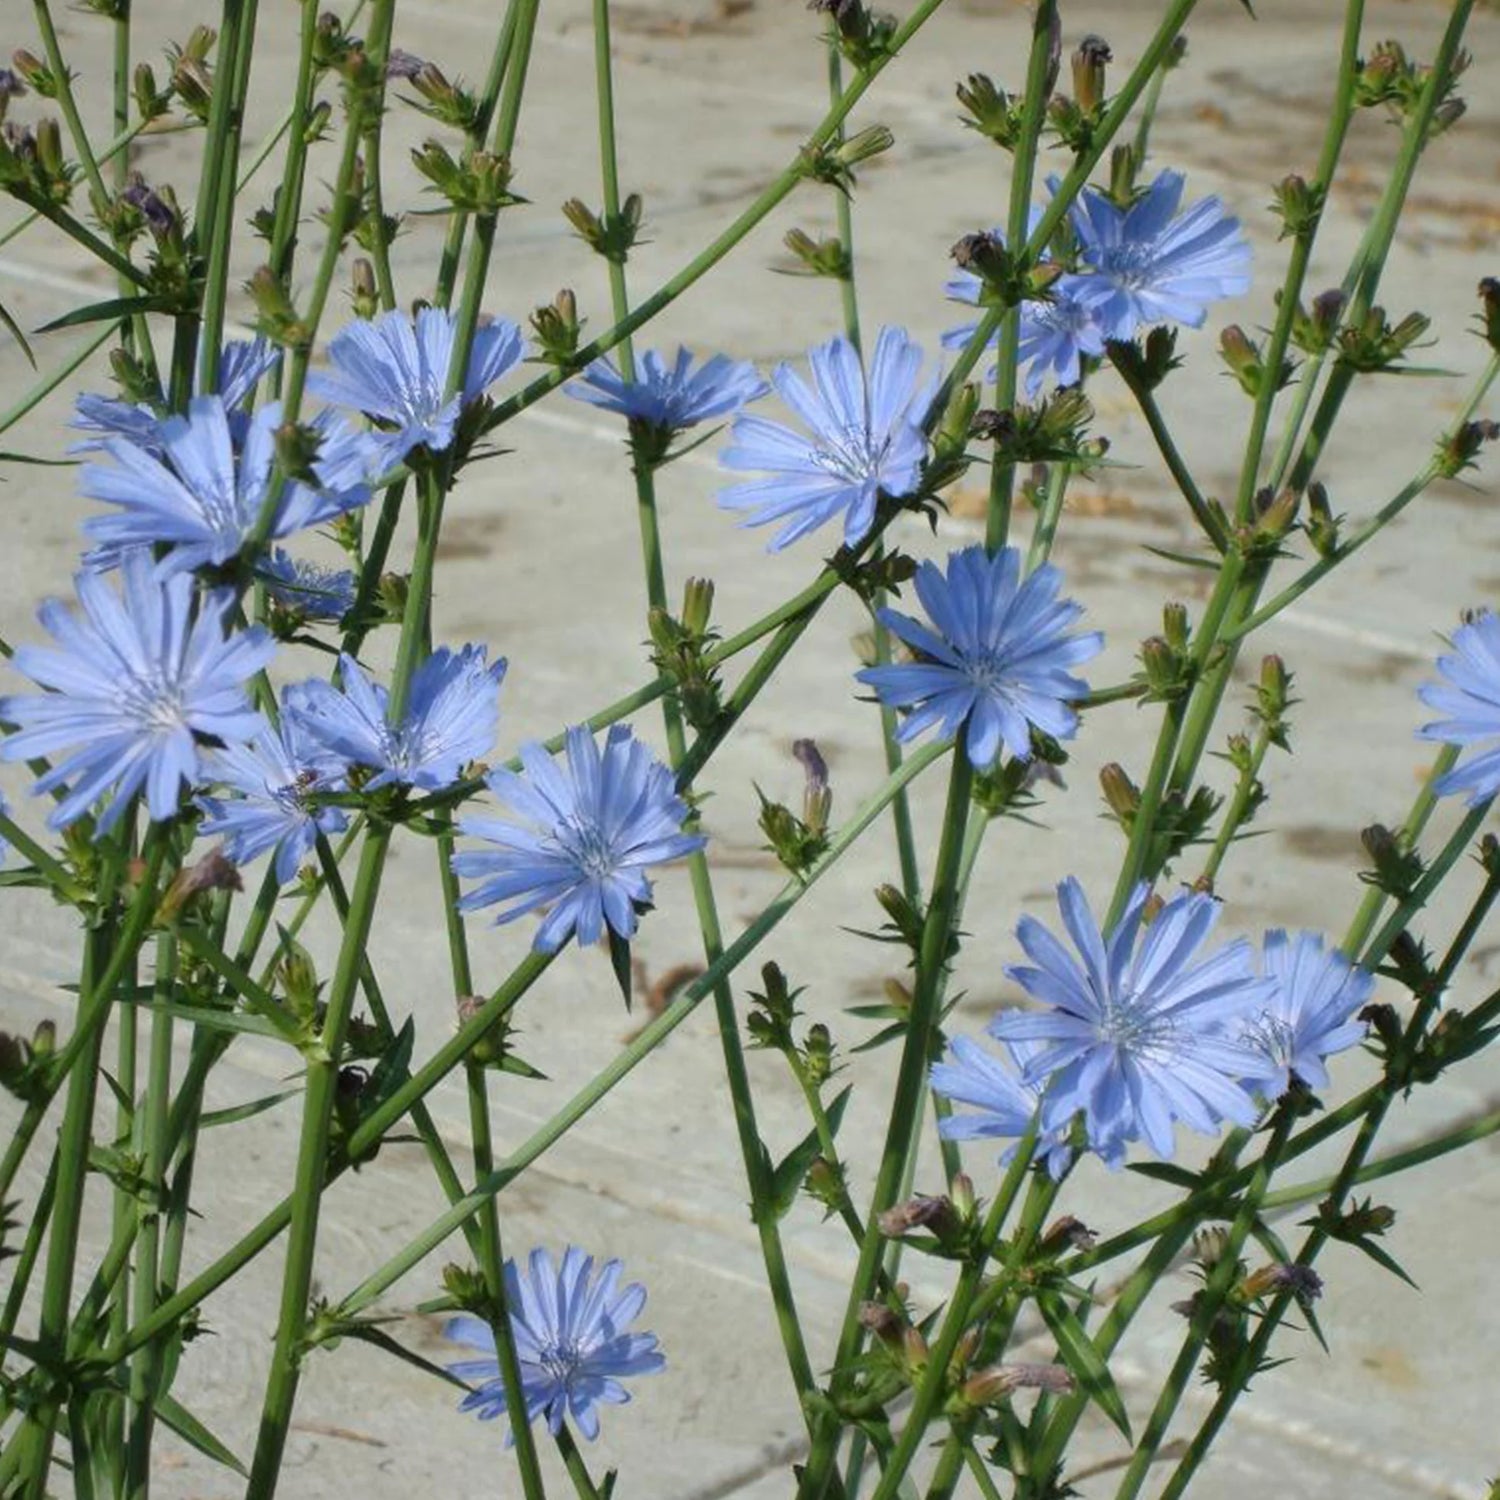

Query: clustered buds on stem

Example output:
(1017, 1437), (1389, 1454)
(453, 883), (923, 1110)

(562, 193), (645, 262)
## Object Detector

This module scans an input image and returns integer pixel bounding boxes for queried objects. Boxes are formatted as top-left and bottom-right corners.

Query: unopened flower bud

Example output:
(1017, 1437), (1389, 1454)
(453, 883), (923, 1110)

(1100, 762), (1140, 823)
(10, 50), (48, 90)
(876, 1193), (958, 1241)
(1038, 1214), (1096, 1255)
(1479, 277), (1500, 354)
(1071, 34), (1111, 115)
(835, 124), (894, 169)
(350, 257), (378, 318)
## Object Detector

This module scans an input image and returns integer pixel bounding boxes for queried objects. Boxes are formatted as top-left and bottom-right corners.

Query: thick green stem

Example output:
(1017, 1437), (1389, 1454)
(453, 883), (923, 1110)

(244, 826), (391, 1496)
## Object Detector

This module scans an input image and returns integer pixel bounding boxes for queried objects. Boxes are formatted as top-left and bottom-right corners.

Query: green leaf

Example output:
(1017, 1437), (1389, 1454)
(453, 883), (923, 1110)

(0, 297), (35, 367)
(198, 1086), (301, 1129)
(154, 1392), (248, 1475)
(1125, 1161), (1204, 1188)
(766, 1089), (850, 1221)
(118, 998), (297, 1042)
(1345, 1235), (1419, 1290)
(337, 1321), (472, 1393)
(365, 1015), (415, 1106)
(607, 929), (633, 1010)
(0, 452), (77, 467)
(1037, 1291), (1132, 1440)
(1141, 543), (1220, 571)
(36, 294), (176, 334)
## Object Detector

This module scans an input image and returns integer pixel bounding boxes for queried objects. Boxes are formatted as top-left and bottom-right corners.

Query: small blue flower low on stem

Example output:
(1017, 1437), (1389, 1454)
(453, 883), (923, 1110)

(445, 1246), (665, 1443)
(452, 723), (705, 951)
(197, 709), (349, 885)
(856, 545), (1102, 769)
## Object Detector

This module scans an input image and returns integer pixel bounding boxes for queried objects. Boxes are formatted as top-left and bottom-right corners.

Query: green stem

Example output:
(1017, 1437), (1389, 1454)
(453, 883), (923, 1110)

(464, 1064), (546, 1500)
(1198, 724), (1273, 885)
(807, 755), (973, 1499)
(985, 0), (1056, 553)
(923, 1432), (966, 1500)
(244, 826), (392, 1497)
(123, 932), (178, 1499)
(868, 1122), (1040, 1500)
(197, 0), (260, 389)
(1107, 350), (1226, 550)
(267, 0), (322, 285)
(1228, 353), (1500, 642)
(555, 1426), (603, 1500)
(1110, 1112), (1294, 1500)
(330, 745), (948, 1320)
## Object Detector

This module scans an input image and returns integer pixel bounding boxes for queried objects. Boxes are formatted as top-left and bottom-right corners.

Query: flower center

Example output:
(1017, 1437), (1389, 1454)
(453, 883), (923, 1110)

(809, 420), (887, 482)
(960, 649), (1012, 695)
(538, 1338), (583, 1386)
(124, 674), (189, 736)
(1096, 242), (1157, 290)
(560, 823), (616, 880)
(1095, 990), (1178, 1059)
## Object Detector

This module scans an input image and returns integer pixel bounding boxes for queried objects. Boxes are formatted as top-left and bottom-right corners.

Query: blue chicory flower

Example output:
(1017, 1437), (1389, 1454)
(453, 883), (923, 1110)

(284, 645), (506, 793)
(80, 396), (372, 576)
(1065, 169), (1251, 340)
(930, 1035), (1076, 1179)
(453, 723), (705, 952)
(944, 249), (1110, 398)
(259, 549), (358, 622)
(70, 336), (281, 454)
(197, 710), (349, 885)
(307, 306), (526, 470)
(0, 551), (274, 832)
(445, 1246), (665, 1443)
(1239, 930), (1372, 1097)
(1418, 609), (1500, 804)
(565, 346), (768, 434)
(990, 879), (1275, 1166)
(718, 326), (933, 551)
(856, 545), (1102, 770)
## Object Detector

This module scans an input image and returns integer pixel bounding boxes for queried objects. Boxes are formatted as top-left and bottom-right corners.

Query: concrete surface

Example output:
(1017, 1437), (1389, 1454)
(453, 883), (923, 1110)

(2, 0), (1499, 1496)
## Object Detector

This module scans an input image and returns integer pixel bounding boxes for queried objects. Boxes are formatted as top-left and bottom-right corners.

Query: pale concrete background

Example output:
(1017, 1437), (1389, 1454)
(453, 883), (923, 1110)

(2, 0), (1499, 1496)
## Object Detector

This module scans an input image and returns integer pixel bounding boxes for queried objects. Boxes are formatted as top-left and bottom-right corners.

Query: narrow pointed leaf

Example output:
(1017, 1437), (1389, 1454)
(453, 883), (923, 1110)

(199, 1087), (301, 1129)
(154, 1393), (248, 1475)
(36, 294), (176, 334)
(0, 298), (35, 366)
(338, 1321), (472, 1392)
(1037, 1291), (1132, 1440)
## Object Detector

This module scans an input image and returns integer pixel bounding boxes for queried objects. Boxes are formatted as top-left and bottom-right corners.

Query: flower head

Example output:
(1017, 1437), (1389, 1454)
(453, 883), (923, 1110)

(991, 879), (1274, 1165)
(1418, 609), (1500, 804)
(80, 396), (372, 576)
(718, 326), (933, 551)
(1239, 930), (1371, 1096)
(259, 549), (357, 622)
(856, 545), (1102, 769)
(307, 306), (525, 469)
(1065, 170), (1251, 340)
(930, 1035), (1075, 1178)
(284, 646), (505, 792)
(453, 723), (705, 951)
(944, 248), (1109, 398)
(446, 1246), (664, 1442)
(70, 336), (280, 454)
(566, 346), (768, 437)
(197, 709), (349, 884)
(0, 551), (274, 831)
